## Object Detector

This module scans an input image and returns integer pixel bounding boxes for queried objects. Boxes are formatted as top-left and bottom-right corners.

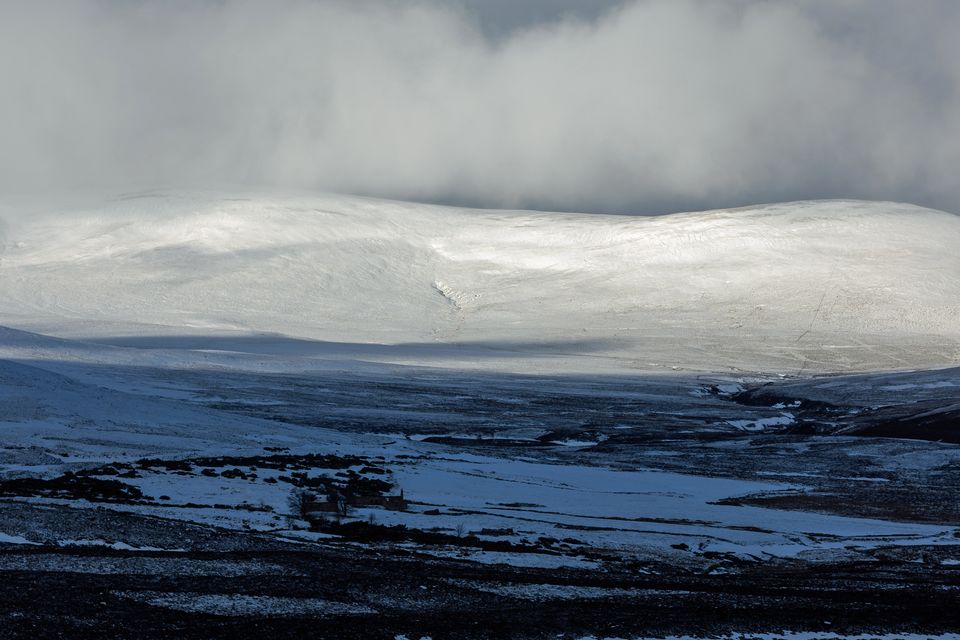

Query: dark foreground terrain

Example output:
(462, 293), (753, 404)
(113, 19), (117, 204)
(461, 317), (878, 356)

(3, 530), (960, 640)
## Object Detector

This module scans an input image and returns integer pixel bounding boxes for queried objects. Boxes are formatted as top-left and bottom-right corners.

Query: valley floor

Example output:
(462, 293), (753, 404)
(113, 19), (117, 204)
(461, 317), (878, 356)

(1, 328), (959, 638)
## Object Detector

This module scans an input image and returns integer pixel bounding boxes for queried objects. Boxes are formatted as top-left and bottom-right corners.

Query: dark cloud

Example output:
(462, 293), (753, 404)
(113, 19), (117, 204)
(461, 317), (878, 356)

(453, 0), (628, 38)
(0, 0), (958, 214)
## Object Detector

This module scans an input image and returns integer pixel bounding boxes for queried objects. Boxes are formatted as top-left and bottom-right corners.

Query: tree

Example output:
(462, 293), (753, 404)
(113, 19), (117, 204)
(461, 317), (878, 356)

(287, 488), (308, 520)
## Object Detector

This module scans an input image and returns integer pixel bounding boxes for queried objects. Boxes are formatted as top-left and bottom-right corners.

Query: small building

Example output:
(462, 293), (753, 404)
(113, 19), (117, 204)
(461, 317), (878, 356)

(302, 488), (408, 516)
(349, 490), (407, 511)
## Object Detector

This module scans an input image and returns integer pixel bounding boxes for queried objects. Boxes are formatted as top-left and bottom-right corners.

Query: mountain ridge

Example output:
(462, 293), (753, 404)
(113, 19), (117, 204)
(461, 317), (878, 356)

(0, 192), (957, 374)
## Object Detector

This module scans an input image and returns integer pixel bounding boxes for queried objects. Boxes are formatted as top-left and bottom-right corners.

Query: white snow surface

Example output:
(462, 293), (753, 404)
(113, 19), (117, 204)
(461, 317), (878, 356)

(1, 191), (957, 374)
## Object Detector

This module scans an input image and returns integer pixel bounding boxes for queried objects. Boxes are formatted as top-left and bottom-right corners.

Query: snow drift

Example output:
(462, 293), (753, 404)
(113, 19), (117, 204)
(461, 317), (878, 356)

(0, 192), (957, 374)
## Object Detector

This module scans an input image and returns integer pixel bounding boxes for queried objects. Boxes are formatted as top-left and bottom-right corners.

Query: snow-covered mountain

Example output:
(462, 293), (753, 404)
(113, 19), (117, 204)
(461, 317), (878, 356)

(0, 192), (957, 374)
(2, 192), (960, 629)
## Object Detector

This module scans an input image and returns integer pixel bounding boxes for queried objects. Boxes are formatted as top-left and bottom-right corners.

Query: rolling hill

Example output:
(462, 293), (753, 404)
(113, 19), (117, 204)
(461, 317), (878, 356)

(0, 191), (957, 374)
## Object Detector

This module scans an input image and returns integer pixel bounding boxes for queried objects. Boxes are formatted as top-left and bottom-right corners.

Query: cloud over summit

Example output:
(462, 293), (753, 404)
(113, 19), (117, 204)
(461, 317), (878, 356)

(1, 0), (958, 214)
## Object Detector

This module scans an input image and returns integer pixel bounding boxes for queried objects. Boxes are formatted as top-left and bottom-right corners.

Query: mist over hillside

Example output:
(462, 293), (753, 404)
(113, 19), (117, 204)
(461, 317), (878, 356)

(2, 1), (960, 214)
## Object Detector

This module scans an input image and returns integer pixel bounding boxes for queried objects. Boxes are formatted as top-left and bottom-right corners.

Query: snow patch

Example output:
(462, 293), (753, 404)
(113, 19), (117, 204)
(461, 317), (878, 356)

(113, 591), (376, 617)
(726, 413), (795, 431)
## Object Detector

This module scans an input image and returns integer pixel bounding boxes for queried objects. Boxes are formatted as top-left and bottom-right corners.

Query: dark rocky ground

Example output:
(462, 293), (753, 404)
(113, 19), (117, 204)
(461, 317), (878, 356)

(2, 530), (960, 640)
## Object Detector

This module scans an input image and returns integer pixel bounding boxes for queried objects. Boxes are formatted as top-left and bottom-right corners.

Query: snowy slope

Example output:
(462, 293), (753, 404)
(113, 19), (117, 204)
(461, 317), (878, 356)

(0, 355), (363, 466)
(0, 191), (957, 373)
(2, 351), (957, 560)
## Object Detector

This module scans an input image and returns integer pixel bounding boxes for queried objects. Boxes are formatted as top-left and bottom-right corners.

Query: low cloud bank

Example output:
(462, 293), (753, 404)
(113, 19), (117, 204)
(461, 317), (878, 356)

(1, 0), (958, 214)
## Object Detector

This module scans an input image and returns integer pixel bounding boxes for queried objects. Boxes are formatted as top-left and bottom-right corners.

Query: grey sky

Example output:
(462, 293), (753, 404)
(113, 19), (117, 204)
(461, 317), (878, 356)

(0, 0), (958, 215)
